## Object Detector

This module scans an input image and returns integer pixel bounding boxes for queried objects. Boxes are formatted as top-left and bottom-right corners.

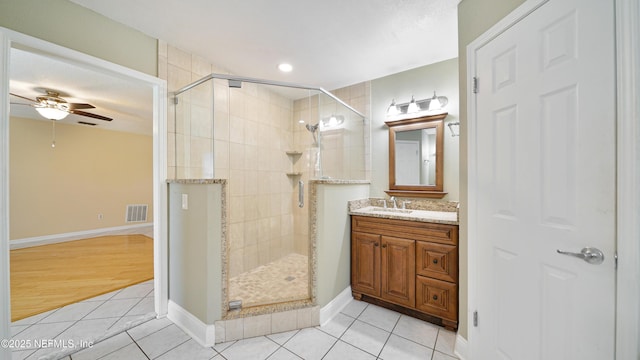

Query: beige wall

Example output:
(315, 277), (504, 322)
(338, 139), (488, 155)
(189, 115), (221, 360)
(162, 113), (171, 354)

(0, 0), (157, 76)
(370, 58), (460, 201)
(457, 0), (527, 340)
(9, 117), (153, 239)
(168, 182), (224, 323)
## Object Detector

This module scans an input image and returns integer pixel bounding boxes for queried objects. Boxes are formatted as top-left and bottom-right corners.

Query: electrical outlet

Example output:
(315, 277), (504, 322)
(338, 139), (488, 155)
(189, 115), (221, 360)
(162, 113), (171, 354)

(182, 194), (188, 210)
(98, 213), (103, 220)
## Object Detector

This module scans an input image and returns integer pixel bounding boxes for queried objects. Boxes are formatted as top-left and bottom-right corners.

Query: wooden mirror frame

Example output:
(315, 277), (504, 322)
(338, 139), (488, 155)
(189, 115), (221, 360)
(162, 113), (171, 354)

(385, 113), (448, 199)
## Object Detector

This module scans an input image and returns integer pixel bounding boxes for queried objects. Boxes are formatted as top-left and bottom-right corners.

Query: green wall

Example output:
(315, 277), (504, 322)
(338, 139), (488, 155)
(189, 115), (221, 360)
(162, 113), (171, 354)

(457, 0), (527, 340)
(0, 0), (157, 76)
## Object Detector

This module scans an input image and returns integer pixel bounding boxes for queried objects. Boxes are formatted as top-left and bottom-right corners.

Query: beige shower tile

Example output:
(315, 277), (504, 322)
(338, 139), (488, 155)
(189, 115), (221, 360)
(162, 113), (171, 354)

(229, 116), (245, 144)
(168, 45), (191, 70)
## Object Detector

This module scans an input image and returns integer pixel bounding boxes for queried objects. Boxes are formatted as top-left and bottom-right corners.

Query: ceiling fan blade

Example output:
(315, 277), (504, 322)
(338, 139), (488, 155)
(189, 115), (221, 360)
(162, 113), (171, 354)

(67, 103), (95, 110)
(69, 110), (112, 121)
(9, 93), (37, 103)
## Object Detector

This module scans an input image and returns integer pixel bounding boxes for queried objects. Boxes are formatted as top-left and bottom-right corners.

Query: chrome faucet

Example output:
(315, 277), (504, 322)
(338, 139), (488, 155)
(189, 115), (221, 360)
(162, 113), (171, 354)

(390, 196), (398, 209)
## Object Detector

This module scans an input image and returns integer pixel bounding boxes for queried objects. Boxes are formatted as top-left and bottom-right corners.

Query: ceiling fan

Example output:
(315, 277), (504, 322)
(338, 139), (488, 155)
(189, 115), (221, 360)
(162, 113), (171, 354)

(10, 90), (112, 122)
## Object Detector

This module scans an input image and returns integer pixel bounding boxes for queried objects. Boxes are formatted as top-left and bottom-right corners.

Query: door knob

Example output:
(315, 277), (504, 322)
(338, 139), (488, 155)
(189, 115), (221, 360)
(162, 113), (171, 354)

(556, 247), (605, 265)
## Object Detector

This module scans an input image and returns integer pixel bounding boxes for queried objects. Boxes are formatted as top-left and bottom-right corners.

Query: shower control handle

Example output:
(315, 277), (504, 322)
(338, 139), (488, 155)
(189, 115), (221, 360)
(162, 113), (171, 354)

(298, 180), (304, 208)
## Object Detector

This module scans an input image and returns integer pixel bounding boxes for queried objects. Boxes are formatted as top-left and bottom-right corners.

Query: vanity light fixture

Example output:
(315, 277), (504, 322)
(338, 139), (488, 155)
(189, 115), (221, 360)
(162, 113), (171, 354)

(387, 99), (400, 116)
(278, 63), (293, 72)
(321, 114), (344, 128)
(407, 95), (420, 113)
(448, 121), (460, 137)
(386, 91), (449, 118)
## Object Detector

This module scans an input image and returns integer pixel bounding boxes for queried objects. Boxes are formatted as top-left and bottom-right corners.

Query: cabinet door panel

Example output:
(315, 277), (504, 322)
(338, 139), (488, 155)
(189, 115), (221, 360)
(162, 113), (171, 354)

(351, 232), (381, 297)
(416, 241), (458, 282)
(381, 236), (415, 307)
(416, 276), (457, 321)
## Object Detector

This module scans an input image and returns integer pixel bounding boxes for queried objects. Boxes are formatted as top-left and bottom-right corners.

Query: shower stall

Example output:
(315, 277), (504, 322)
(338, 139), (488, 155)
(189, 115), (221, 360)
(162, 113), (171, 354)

(171, 74), (366, 313)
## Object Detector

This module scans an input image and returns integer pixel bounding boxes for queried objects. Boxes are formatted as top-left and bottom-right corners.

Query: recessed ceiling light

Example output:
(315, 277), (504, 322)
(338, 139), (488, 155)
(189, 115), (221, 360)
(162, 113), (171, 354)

(278, 63), (293, 72)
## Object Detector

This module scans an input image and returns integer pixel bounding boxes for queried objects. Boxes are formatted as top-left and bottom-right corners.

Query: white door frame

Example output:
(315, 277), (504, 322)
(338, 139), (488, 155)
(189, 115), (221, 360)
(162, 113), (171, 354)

(0, 27), (168, 359)
(466, 0), (640, 358)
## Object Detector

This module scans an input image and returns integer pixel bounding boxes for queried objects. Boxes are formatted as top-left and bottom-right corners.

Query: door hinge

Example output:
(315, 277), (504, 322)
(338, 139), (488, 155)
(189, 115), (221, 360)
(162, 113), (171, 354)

(173, 96), (179, 105)
(472, 77), (479, 94)
(615, 252), (618, 269)
(473, 310), (478, 327)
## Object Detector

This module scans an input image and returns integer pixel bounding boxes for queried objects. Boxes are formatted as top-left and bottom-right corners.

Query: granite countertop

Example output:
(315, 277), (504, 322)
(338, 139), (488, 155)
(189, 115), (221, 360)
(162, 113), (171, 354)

(348, 198), (459, 225)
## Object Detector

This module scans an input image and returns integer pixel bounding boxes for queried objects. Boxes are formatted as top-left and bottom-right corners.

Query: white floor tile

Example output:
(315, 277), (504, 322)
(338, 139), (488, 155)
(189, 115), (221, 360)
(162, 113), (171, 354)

(12, 321), (74, 344)
(378, 334), (434, 360)
(340, 300), (368, 319)
(317, 313), (355, 338)
(10, 324), (30, 337)
(221, 336), (279, 360)
(266, 330), (298, 345)
(84, 298), (140, 320)
(107, 314), (152, 334)
(112, 282), (154, 299)
(126, 317), (173, 340)
(432, 350), (459, 360)
(100, 342), (149, 360)
(71, 332), (133, 360)
(266, 347), (302, 360)
(392, 315), (439, 349)
(125, 297), (155, 316)
(435, 329), (458, 357)
(11, 309), (57, 326)
(212, 340), (236, 354)
(10, 349), (36, 360)
(135, 324), (190, 359)
(155, 338), (217, 360)
(340, 319), (390, 357)
(356, 304), (400, 332)
(55, 318), (119, 344)
(283, 327), (337, 360)
(322, 340), (376, 360)
(39, 301), (103, 323)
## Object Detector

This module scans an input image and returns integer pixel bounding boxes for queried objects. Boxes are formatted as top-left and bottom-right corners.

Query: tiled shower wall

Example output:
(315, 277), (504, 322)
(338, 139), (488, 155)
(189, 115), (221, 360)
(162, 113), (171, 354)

(291, 83), (371, 256)
(158, 41), (297, 278)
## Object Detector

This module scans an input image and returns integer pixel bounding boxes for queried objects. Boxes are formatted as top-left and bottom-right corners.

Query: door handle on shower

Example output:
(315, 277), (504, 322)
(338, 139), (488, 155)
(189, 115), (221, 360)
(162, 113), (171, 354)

(298, 180), (304, 208)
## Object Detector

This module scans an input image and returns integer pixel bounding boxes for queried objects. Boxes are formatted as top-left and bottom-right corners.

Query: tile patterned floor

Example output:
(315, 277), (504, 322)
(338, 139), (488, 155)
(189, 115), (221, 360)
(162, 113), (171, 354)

(58, 299), (459, 360)
(228, 253), (309, 308)
(10, 280), (155, 360)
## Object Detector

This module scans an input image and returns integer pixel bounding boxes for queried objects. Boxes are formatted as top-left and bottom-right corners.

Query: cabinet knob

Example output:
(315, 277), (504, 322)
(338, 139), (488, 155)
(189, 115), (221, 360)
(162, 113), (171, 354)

(374, 243), (379, 247)
(433, 295), (438, 301)
(382, 244), (387, 248)
(433, 259), (439, 264)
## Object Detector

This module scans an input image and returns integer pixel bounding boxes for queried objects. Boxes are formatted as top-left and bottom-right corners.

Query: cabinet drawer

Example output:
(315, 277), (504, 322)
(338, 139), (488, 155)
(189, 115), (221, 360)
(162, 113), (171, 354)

(416, 276), (457, 322)
(416, 242), (458, 282)
(352, 216), (457, 245)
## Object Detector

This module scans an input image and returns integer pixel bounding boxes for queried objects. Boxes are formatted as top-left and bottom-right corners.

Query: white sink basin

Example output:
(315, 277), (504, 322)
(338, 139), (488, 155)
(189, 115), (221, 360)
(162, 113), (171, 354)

(368, 206), (413, 214)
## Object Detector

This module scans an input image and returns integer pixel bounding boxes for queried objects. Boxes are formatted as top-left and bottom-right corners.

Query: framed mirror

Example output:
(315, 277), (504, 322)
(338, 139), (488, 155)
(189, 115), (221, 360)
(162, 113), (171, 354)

(385, 113), (447, 198)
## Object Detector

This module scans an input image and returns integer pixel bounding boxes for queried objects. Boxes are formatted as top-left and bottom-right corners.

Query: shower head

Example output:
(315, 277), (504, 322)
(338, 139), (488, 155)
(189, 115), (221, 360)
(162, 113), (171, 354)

(305, 123), (319, 133)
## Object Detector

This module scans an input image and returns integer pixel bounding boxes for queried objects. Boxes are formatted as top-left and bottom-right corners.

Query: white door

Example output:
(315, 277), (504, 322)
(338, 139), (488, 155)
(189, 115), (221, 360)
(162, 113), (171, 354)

(396, 140), (420, 184)
(470, 0), (616, 359)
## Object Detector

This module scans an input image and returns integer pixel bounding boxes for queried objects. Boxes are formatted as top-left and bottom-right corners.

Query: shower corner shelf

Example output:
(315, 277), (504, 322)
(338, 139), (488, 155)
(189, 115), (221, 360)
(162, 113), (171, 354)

(285, 150), (303, 156)
(286, 172), (302, 177)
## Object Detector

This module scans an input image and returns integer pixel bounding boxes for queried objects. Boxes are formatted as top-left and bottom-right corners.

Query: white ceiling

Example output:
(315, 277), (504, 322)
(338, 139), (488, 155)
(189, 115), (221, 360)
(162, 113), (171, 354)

(9, 48), (153, 135)
(69, 0), (459, 90)
(10, 1), (459, 136)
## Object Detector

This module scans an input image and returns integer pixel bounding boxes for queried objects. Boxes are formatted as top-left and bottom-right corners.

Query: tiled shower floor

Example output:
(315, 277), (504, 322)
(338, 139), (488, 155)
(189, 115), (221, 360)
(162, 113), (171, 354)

(228, 253), (309, 308)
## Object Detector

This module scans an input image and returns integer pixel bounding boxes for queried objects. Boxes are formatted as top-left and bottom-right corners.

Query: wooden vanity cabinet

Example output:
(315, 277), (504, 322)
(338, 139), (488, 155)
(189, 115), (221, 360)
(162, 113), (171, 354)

(351, 215), (458, 330)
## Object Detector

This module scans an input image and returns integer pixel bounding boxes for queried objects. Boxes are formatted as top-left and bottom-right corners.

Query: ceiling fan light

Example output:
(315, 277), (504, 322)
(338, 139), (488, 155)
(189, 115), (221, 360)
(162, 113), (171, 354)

(35, 106), (68, 120)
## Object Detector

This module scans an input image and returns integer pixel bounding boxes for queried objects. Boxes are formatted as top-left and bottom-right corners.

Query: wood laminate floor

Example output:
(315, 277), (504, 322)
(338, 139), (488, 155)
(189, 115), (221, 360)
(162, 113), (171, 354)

(10, 234), (153, 321)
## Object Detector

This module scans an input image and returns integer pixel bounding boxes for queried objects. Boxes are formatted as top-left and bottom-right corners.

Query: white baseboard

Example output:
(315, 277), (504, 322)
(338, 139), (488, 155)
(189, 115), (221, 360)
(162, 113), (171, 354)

(454, 333), (468, 360)
(319, 286), (353, 327)
(167, 300), (216, 347)
(10, 223), (153, 249)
